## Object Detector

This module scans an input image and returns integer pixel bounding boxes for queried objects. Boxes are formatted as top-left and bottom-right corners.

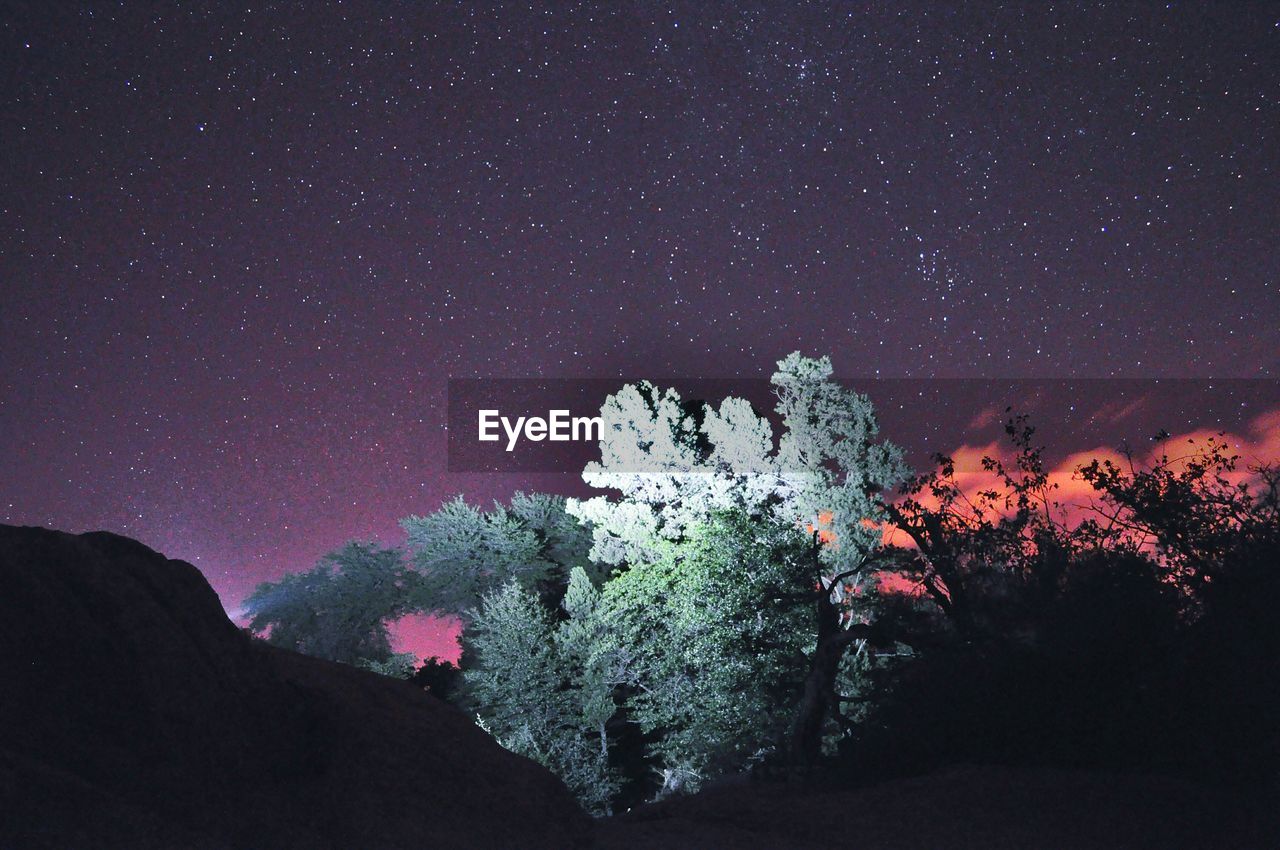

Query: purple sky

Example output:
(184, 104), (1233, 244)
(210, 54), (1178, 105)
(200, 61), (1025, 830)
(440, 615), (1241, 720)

(2, 3), (1277, 659)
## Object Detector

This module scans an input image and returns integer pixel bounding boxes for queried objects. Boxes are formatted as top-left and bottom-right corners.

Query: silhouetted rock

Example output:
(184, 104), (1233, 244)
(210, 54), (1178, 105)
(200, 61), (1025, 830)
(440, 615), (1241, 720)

(0, 525), (589, 849)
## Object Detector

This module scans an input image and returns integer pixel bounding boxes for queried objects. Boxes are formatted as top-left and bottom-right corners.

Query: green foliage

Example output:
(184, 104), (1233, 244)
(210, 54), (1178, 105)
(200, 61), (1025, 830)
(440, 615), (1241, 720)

(241, 371), (1280, 808)
(357, 651), (418, 678)
(401, 496), (552, 616)
(567, 352), (907, 786)
(462, 578), (561, 753)
(243, 542), (417, 667)
(241, 355), (912, 808)
(400, 492), (621, 812)
(599, 512), (815, 792)
(463, 573), (621, 814)
(507, 491), (601, 581)
(401, 491), (596, 617)
(551, 568), (625, 813)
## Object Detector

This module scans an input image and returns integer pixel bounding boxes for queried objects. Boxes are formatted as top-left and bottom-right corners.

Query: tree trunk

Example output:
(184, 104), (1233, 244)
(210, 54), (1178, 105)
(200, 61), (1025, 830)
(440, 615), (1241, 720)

(788, 538), (876, 783)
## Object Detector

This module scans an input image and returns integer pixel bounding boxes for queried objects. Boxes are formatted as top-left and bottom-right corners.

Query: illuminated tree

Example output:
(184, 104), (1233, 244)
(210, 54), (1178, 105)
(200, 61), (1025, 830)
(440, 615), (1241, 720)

(401, 491), (595, 617)
(570, 352), (907, 778)
(597, 511), (815, 793)
(464, 569), (622, 814)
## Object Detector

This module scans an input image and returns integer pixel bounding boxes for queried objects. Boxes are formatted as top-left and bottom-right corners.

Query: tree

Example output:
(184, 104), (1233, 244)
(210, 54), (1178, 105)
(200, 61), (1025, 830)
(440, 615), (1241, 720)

(551, 567), (625, 813)
(463, 571), (622, 814)
(401, 491), (596, 618)
(400, 496), (552, 617)
(882, 411), (1073, 640)
(597, 511), (816, 794)
(1077, 434), (1280, 601)
(399, 492), (624, 810)
(357, 652), (418, 678)
(463, 578), (563, 760)
(410, 656), (462, 702)
(1078, 438), (1280, 778)
(242, 542), (418, 667)
(858, 418), (1280, 779)
(569, 352), (906, 778)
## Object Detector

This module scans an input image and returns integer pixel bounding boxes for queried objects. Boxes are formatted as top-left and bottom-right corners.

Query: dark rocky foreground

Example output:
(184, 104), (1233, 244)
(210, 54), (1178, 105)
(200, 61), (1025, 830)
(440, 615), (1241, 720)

(0, 525), (589, 849)
(596, 765), (1279, 849)
(2, 523), (1276, 849)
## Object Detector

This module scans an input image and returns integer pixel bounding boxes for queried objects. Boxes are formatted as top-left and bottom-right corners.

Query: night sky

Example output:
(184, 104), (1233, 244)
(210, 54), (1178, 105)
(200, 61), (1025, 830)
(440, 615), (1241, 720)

(2, 4), (1277, 656)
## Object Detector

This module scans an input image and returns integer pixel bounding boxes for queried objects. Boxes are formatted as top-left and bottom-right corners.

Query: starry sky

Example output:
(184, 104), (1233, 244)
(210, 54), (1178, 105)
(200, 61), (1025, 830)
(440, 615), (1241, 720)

(2, 3), (1277, 656)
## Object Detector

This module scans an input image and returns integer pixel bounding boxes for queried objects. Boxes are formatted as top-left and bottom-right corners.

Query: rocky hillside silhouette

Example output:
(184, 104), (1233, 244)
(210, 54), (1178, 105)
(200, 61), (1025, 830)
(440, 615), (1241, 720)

(0, 525), (589, 849)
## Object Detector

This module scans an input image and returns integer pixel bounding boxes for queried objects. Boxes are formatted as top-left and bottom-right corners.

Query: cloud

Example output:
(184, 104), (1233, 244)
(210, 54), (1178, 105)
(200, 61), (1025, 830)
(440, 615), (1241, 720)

(966, 406), (1002, 431)
(1087, 395), (1149, 424)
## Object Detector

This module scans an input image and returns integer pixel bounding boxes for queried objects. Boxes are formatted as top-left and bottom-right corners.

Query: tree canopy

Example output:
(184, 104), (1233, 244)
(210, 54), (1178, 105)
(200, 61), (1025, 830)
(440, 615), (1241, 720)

(242, 541), (418, 667)
(242, 353), (1280, 812)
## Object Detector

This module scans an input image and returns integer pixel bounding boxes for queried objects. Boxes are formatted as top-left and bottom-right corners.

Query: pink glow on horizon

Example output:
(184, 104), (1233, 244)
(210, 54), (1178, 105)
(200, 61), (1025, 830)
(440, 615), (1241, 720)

(391, 612), (462, 665)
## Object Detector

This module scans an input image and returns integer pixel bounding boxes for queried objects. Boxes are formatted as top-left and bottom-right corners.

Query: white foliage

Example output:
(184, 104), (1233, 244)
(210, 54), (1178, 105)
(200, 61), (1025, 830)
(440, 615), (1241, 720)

(568, 352), (906, 574)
